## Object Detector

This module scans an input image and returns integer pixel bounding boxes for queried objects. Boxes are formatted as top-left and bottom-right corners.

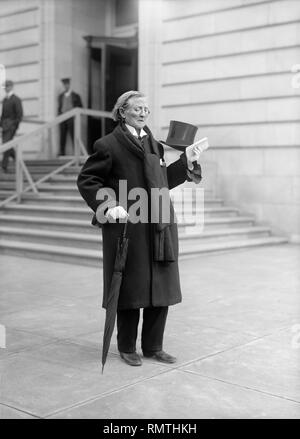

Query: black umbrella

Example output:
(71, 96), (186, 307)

(102, 221), (129, 373)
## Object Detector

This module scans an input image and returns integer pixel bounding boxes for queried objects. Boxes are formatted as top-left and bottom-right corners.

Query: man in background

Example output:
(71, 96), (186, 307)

(58, 78), (83, 156)
(0, 80), (23, 172)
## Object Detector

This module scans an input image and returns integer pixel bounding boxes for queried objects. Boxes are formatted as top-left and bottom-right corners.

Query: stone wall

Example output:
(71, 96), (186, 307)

(0, 0), (44, 155)
(0, 0), (41, 121)
(42, 0), (108, 121)
(139, 0), (300, 240)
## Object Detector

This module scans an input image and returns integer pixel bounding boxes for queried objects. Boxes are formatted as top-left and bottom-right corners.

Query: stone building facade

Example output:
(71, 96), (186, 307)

(0, 0), (299, 240)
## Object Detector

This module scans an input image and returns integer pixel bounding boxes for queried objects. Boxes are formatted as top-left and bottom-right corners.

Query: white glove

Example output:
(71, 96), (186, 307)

(185, 137), (209, 170)
(105, 206), (129, 221)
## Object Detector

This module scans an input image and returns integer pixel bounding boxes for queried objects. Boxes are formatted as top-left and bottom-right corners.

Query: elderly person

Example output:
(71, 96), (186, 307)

(77, 91), (202, 367)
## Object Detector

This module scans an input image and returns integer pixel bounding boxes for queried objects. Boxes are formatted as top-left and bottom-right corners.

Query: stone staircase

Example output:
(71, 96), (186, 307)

(0, 159), (288, 266)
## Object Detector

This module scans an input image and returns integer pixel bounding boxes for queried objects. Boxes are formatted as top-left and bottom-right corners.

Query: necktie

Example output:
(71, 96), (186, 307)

(138, 136), (145, 151)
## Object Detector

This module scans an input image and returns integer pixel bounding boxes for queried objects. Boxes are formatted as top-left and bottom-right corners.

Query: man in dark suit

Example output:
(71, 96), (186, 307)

(0, 80), (23, 172)
(58, 78), (83, 156)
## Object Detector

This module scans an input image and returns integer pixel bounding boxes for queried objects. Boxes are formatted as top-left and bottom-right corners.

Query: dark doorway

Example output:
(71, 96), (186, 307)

(105, 45), (137, 134)
(85, 36), (138, 154)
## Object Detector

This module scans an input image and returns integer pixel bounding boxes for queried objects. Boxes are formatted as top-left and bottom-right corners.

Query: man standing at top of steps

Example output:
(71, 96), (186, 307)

(58, 78), (83, 156)
(0, 80), (23, 173)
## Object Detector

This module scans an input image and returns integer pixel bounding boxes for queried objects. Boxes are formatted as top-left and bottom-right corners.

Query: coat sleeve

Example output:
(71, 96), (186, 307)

(157, 143), (187, 189)
(158, 143), (202, 188)
(77, 140), (117, 226)
(166, 153), (190, 189)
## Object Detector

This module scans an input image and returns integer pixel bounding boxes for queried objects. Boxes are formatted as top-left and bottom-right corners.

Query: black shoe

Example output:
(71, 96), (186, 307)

(120, 351), (142, 366)
(143, 350), (177, 364)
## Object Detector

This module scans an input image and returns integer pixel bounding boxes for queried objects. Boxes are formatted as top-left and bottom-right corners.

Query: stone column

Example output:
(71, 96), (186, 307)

(40, 0), (56, 121)
(138, 0), (163, 138)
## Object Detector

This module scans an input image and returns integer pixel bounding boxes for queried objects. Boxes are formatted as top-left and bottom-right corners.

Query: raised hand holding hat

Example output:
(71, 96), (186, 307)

(161, 120), (209, 182)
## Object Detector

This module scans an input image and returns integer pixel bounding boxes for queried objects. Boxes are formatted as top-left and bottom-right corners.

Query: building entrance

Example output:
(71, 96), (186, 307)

(84, 35), (138, 153)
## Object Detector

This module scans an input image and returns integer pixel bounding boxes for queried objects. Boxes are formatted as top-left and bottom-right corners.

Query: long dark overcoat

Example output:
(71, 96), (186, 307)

(77, 124), (188, 310)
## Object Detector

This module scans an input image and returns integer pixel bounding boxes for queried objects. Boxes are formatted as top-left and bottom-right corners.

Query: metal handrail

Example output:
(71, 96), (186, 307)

(0, 158), (76, 208)
(0, 109), (76, 154)
(0, 107), (113, 208)
(22, 118), (47, 125)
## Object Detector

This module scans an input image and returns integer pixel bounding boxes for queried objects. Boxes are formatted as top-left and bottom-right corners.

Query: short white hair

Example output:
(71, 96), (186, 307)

(112, 90), (146, 122)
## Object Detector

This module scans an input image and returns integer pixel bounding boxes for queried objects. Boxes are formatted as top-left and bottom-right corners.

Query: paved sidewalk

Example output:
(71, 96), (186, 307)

(0, 244), (299, 419)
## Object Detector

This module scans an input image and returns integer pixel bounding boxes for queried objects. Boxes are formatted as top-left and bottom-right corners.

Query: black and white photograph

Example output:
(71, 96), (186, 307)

(0, 0), (299, 423)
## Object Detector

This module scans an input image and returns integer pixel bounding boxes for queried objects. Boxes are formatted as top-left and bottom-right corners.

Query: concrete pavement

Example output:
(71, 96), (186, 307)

(0, 244), (299, 419)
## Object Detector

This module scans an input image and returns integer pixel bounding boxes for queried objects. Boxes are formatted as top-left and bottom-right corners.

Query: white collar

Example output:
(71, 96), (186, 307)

(64, 90), (72, 97)
(6, 91), (14, 98)
(125, 123), (147, 138)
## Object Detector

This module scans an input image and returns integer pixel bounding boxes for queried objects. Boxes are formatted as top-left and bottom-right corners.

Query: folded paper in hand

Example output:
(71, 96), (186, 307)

(191, 137), (209, 154)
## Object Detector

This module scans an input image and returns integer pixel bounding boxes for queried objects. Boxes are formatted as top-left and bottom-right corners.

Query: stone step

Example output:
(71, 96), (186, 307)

(54, 155), (86, 164)
(0, 213), (255, 234)
(62, 167), (82, 174)
(0, 182), (19, 190)
(0, 174), (26, 182)
(0, 181), (77, 190)
(0, 236), (288, 267)
(24, 158), (85, 166)
(36, 182), (210, 191)
(0, 172), (58, 182)
(38, 178), (77, 186)
(181, 226), (271, 241)
(0, 159), (287, 265)
(3, 165), (82, 175)
(0, 182), (78, 193)
(175, 206), (240, 217)
(0, 225), (272, 251)
(179, 236), (288, 257)
(0, 173), (78, 183)
(0, 190), (14, 199)
(19, 186), (214, 198)
(0, 203), (242, 220)
(20, 193), (225, 208)
(0, 180), (213, 201)
(49, 175), (78, 182)
(0, 175), (214, 199)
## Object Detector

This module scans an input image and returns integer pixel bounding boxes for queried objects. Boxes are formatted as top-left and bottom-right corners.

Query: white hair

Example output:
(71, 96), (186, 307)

(112, 90), (146, 122)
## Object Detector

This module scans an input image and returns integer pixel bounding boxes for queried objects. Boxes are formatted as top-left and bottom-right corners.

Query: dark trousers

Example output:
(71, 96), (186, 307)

(117, 306), (168, 354)
(1, 128), (16, 171)
(59, 119), (74, 155)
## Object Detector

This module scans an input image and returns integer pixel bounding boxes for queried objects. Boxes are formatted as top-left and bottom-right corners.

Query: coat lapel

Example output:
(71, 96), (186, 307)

(113, 124), (162, 160)
(144, 126), (161, 157)
(113, 124), (144, 160)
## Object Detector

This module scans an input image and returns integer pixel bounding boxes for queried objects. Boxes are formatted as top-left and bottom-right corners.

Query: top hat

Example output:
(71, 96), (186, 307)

(61, 77), (71, 84)
(161, 120), (198, 151)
